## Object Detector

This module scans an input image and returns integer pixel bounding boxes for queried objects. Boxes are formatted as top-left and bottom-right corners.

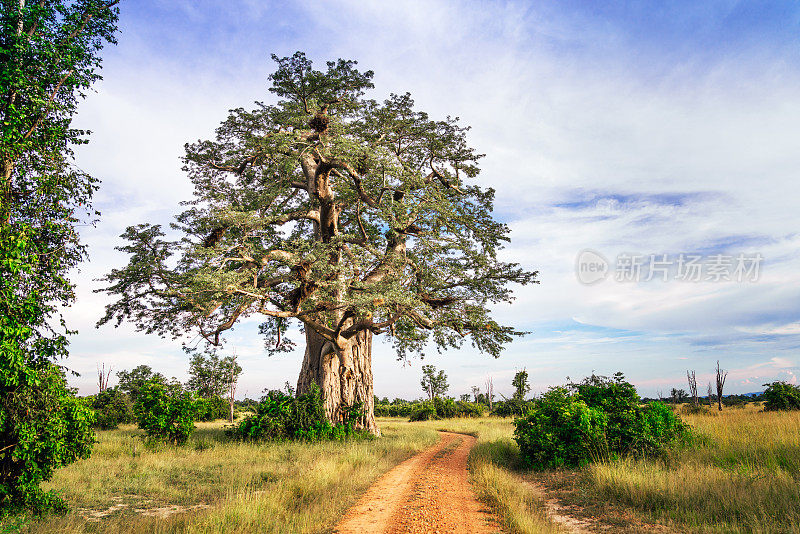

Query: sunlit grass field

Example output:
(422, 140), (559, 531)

(8, 420), (439, 533)
(4, 406), (799, 533)
(587, 405), (800, 533)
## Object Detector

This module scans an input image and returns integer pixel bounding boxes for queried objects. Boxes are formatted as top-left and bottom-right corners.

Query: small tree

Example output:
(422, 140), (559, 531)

(117, 365), (166, 404)
(420, 365), (448, 400)
(91, 387), (133, 430)
(686, 370), (698, 407)
(185, 350), (242, 399)
(512, 369), (531, 401)
(762, 381), (800, 411)
(135, 380), (197, 445)
(471, 385), (481, 403)
(715, 361), (728, 411)
(670, 388), (689, 404)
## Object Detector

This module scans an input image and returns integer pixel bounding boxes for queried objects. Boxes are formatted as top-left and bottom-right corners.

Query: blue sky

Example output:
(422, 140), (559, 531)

(65, 0), (800, 399)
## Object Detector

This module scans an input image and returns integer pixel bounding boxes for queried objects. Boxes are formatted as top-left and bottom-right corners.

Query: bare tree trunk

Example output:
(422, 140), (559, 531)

(297, 328), (379, 436)
(97, 363), (111, 393)
(228, 357), (238, 423)
(687, 370), (698, 407)
(485, 376), (494, 411)
(715, 360), (727, 412)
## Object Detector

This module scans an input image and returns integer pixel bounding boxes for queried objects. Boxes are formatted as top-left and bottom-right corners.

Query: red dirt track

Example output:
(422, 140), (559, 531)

(335, 431), (500, 534)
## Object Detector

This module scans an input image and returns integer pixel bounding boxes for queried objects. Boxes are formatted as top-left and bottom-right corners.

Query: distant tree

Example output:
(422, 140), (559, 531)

(226, 354), (240, 423)
(511, 369), (531, 401)
(420, 365), (448, 400)
(670, 388), (689, 404)
(715, 361), (728, 411)
(117, 365), (166, 403)
(186, 350), (242, 399)
(459, 393), (471, 402)
(97, 363), (112, 393)
(485, 376), (495, 410)
(707, 382), (713, 407)
(762, 381), (800, 412)
(686, 370), (698, 407)
(471, 385), (481, 403)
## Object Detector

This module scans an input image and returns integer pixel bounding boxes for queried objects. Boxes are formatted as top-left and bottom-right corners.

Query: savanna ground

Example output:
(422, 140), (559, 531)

(3, 405), (799, 533)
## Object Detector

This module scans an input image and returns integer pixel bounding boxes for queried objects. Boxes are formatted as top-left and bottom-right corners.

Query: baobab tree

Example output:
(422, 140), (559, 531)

(97, 52), (537, 434)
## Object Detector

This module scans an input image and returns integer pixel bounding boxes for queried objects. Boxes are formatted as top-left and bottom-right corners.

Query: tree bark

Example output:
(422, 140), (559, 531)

(296, 327), (379, 436)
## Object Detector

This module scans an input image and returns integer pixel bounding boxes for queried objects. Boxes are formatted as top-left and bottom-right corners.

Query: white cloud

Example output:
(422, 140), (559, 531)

(59, 1), (800, 398)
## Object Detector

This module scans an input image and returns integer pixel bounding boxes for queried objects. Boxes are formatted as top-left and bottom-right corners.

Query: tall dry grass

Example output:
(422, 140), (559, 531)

(7, 420), (438, 533)
(589, 405), (800, 533)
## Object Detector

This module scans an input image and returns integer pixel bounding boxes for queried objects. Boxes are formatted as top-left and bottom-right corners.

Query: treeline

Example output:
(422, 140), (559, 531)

(87, 356), (370, 446)
(86, 351), (242, 432)
(374, 367), (537, 420)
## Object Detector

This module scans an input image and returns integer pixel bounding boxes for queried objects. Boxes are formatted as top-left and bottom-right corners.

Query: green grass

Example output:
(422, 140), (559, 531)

(6, 406), (797, 533)
(587, 405), (800, 533)
(6, 420), (438, 533)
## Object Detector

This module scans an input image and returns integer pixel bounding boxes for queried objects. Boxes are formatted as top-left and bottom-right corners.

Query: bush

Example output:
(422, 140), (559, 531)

(514, 374), (689, 469)
(408, 398), (485, 421)
(493, 398), (534, 417)
(762, 381), (800, 411)
(228, 384), (365, 442)
(514, 387), (608, 469)
(134, 381), (197, 445)
(375, 401), (415, 417)
(91, 388), (134, 430)
(409, 402), (438, 421)
(0, 365), (95, 514)
(196, 396), (229, 422)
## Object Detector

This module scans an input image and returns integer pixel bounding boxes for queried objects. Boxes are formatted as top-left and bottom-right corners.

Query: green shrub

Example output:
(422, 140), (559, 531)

(762, 381), (800, 411)
(229, 384), (365, 442)
(196, 396), (229, 421)
(493, 398), (534, 417)
(514, 374), (689, 469)
(0, 365), (95, 515)
(514, 387), (608, 469)
(134, 381), (197, 445)
(570, 373), (641, 454)
(375, 401), (414, 417)
(409, 402), (438, 421)
(90, 388), (134, 430)
(408, 398), (485, 421)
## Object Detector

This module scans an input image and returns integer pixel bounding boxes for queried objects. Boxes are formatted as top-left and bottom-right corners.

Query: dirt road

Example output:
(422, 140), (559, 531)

(335, 431), (500, 534)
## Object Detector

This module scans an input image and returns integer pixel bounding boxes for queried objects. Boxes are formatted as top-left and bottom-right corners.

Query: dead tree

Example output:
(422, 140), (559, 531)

(687, 370), (699, 407)
(715, 360), (728, 411)
(97, 363), (112, 393)
(707, 383), (713, 407)
(485, 376), (494, 411)
(227, 354), (239, 423)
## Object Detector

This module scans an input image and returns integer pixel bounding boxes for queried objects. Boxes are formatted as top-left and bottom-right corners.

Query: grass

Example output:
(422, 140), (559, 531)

(586, 404), (800, 533)
(5, 405), (798, 533)
(6, 420), (439, 533)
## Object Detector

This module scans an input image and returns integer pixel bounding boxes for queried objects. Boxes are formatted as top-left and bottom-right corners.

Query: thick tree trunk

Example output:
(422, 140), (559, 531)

(296, 328), (379, 436)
